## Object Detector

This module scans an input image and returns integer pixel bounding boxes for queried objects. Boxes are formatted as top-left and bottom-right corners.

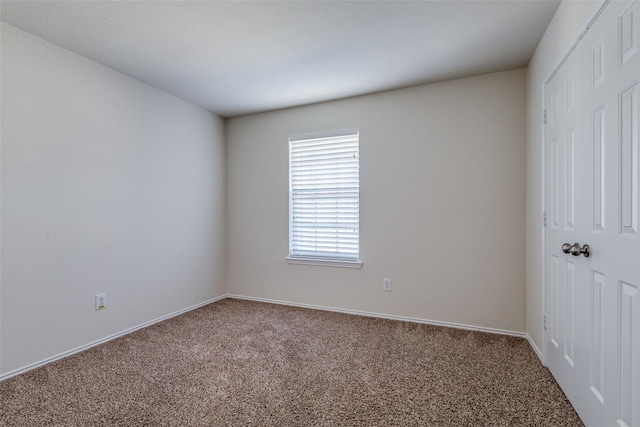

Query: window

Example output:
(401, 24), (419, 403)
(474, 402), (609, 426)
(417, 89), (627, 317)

(288, 129), (361, 268)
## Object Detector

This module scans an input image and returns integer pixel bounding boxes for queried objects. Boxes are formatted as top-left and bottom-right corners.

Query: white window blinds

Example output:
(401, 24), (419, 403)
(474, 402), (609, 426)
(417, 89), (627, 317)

(289, 129), (360, 264)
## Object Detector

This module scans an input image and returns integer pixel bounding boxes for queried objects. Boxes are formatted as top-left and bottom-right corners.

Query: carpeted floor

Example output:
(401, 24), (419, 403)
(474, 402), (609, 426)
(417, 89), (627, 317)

(0, 298), (583, 426)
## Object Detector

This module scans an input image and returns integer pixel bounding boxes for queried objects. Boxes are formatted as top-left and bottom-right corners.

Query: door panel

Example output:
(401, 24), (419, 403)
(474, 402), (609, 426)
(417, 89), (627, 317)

(620, 83), (637, 237)
(546, 1), (640, 426)
(619, 281), (638, 427)
(592, 106), (606, 232)
(589, 270), (605, 404)
(546, 42), (584, 408)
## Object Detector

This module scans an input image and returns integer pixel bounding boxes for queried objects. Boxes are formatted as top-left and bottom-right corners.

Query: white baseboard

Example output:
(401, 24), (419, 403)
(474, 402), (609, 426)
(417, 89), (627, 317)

(0, 295), (226, 382)
(2, 293), (530, 382)
(226, 294), (527, 338)
(526, 333), (545, 364)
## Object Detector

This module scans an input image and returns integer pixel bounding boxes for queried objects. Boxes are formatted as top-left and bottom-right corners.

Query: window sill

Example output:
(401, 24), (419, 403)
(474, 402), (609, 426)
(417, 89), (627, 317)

(286, 257), (363, 269)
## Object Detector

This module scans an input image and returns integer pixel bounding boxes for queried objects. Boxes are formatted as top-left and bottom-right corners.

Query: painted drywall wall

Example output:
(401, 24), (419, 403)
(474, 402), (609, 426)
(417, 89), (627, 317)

(525, 0), (602, 359)
(226, 69), (526, 333)
(0, 24), (226, 376)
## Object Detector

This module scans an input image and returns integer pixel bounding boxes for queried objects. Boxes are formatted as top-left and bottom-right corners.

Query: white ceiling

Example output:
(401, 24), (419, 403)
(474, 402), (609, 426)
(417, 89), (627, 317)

(0, 0), (560, 118)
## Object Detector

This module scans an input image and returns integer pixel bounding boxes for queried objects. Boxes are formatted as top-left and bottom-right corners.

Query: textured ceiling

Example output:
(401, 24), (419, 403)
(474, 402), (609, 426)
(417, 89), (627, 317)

(0, 1), (560, 118)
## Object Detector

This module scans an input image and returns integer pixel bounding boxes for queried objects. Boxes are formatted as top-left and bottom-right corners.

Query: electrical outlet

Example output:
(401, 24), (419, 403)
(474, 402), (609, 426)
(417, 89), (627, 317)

(383, 278), (392, 292)
(95, 293), (107, 310)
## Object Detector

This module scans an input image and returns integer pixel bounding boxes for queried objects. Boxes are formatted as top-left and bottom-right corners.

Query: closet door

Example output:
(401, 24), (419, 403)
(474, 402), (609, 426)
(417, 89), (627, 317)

(581, 1), (639, 425)
(545, 1), (639, 425)
(545, 41), (585, 416)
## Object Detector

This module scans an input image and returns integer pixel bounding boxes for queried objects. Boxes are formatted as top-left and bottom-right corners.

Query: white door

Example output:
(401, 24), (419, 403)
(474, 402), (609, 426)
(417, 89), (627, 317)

(545, 1), (640, 426)
(545, 33), (588, 419)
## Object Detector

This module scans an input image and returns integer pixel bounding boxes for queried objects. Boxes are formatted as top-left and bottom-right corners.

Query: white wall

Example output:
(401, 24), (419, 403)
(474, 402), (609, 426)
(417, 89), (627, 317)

(226, 69), (526, 333)
(525, 0), (602, 358)
(0, 24), (226, 376)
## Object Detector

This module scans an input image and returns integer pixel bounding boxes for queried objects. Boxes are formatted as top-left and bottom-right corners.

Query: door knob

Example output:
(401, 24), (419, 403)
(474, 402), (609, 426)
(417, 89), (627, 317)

(562, 243), (572, 254)
(569, 243), (590, 257)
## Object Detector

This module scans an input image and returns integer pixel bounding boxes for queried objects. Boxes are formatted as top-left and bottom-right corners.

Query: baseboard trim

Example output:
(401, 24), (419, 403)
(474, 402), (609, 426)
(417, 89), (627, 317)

(226, 294), (526, 338)
(0, 295), (226, 382)
(2, 293), (528, 381)
(526, 333), (545, 364)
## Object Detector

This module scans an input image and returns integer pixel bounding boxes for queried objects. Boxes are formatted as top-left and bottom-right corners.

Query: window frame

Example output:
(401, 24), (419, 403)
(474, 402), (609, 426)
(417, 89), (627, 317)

(287, 129), (362, 269)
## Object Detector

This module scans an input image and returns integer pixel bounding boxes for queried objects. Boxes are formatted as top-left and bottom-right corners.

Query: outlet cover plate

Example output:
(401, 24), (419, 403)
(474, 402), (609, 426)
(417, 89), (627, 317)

(95, 293), (106, 310)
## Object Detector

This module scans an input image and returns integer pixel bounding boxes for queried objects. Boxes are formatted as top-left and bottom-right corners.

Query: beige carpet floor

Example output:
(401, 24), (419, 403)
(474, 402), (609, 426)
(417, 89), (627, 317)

(0, 298), (582, 426)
